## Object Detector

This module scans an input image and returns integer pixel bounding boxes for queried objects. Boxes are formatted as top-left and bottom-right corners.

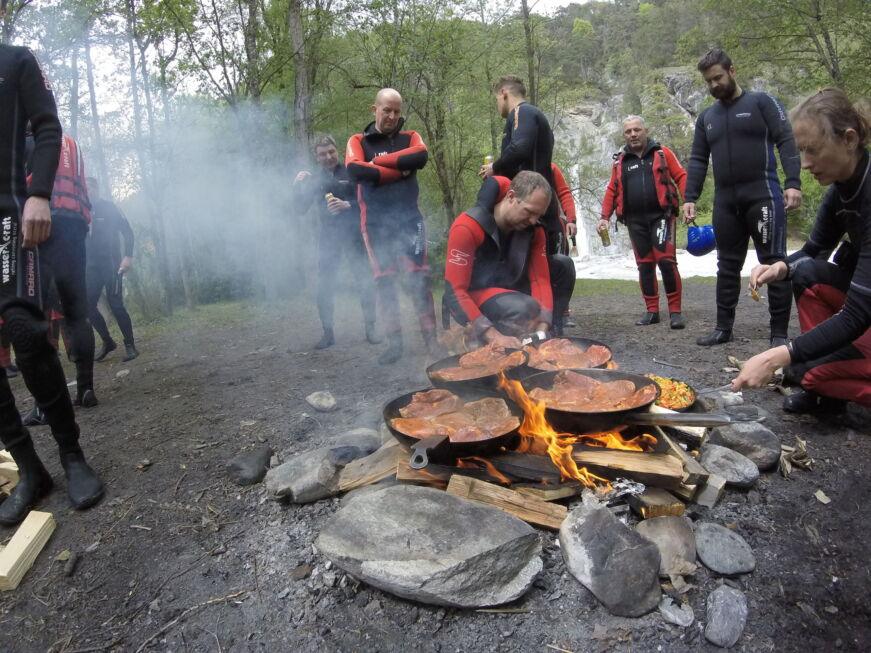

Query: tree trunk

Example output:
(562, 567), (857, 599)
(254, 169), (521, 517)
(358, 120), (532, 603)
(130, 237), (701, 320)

(520, 0), (537, 105)
(288, 0), (310, 153)
(69, 46), (79, 138)
(84, 31), (110, 191)
(243, 0), (261, 102)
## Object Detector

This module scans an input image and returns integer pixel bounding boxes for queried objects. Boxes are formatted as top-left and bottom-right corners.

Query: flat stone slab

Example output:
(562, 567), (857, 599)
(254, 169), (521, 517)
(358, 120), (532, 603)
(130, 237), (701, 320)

(708, 422), (780, 471)
(226, 446), (273, 486)
(705, 585), (748, 647)
(695, 522), (756, 575)
(316, 485), (542, 608)
(700, 444), (759, 488)
(560, 502), (661, 617)
(636, 516), (697, 577)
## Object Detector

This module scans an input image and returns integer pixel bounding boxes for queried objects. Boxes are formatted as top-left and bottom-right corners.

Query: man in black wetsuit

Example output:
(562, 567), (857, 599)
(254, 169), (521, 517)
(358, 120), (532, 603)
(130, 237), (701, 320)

(86, 176), (138, 362)
(683, 48), (802, 347)
(0, 37), (103, 525)
(293, 135), (379, 350)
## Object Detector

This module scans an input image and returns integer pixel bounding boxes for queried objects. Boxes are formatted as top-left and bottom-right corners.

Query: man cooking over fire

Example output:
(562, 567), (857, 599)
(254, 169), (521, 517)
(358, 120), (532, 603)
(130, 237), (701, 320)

(443, 171), (576, 346)
(346, 88), (437, 365)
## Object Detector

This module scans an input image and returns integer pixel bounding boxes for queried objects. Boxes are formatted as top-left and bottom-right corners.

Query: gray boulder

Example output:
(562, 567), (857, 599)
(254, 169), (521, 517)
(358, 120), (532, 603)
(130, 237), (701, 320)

(265, 447), (340, 503)
(316, 486), (541, 608)
(636, 516), (697, 577)
(331, 428), (381, 458)
(695, 522), (756, 575)
(560, 502), (661, 617)
(705, 585), (748, 647)
(226, 446), (273, 486)
(708, 422), (780, 471)
(700, 444), (759, 488)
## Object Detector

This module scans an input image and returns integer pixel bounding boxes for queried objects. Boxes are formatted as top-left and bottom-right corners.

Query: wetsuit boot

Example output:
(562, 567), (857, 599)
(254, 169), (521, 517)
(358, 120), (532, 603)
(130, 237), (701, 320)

(365, 322), (382, 345)
(315, 328), (335, 350)
(783, 390), (847, 415)
(122, 343), (139, 362)
(73, 363), (98, 408)
(22, 405), (47, 427)
(94, 339), (116, 362)
(636, 312), (660, 326)
(670, 313), (686, 330)
(0, 430), (54, 526)
(697, 328), (733, 346)
(379, 332), (403, 365)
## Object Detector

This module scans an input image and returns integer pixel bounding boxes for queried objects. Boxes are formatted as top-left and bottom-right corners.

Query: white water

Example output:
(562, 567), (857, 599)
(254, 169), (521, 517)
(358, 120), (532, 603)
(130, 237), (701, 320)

(570, 248), (763, 280)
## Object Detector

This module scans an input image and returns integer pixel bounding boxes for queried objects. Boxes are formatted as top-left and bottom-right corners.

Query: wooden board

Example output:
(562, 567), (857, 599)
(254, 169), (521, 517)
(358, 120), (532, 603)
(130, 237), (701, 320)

(572, 449), (684, 489)
(694, 474), (726, 508)
(515, 482), (583, 502)
(446, 475), (567, 530)
(337, 441), (402, 492)
(655, 428), (709, 486)
(0, 511), (56, 591)
(627, 487), (685, 519)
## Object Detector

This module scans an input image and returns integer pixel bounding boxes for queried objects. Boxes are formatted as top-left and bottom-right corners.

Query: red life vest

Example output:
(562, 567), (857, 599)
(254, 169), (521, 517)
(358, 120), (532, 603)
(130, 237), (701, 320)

(50, 135), (91, 223)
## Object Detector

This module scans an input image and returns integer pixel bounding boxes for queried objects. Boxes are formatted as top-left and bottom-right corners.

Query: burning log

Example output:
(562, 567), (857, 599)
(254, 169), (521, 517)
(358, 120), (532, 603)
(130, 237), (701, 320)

(337, 441), (402, 493)
(655, 428), (710, 486)
(570, 450), (684, 490)
(396, 457), (513, 488)
(446, 475), (567, 531)
(627, 488), (686, 519)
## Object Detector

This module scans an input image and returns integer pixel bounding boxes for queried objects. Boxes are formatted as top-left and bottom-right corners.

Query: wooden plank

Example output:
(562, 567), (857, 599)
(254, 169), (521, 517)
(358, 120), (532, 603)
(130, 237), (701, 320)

(627, 487), (685, 519)
(572, 449), (684, 489)
(694, 474), (726, 508)
(648, 404), (707, 446)
(654, 428), (709, 485)
(488, 452), (560, 484)
(337, 442), (402, 492)
(514, 482), (582, 502)
(672, 483), (698, 502)
(446, 475), (567, 530)
(0, 461), (19, 491)
(0, 511), (56, 591)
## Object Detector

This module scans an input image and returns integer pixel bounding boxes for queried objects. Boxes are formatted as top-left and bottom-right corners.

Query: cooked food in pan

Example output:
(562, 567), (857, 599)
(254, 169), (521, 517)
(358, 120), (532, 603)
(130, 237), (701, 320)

(647, 374), (696, 411)
(392, 391), (519, 443)
(528, 370), (657, 412)
(524, 338), (611, 371)
(429, 343), (526, 382)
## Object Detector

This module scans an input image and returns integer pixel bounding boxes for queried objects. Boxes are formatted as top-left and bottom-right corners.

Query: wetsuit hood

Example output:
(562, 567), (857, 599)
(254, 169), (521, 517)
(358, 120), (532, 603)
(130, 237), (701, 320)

(362, 117), (407, 138)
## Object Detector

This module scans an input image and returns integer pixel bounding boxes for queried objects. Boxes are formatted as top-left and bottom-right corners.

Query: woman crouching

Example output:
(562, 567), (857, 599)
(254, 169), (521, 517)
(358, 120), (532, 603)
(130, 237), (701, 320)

(732, 88), (871, 413)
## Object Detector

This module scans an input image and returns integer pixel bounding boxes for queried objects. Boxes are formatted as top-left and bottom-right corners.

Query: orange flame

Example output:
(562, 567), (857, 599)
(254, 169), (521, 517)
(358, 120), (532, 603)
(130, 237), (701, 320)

(578, 431), (657, 452)
(457, 456), (513, 485)
(605, 360), (619, 370)
(498, 373), (612, 490)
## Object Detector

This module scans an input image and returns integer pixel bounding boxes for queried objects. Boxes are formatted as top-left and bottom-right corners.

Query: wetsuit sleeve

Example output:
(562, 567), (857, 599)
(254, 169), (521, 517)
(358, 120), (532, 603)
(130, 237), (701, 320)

(20, 49), (62, 200)
(528, 227), (553, 325)
(345, 134), (403, 185)
(444, 216), (490, 336)
(493, 105), (536, 176)
(664, 147), (688, 197)
(787, 188), (841, 273)
(117, 209), (135, 257)
(551, 165), (576, 222)
(371, 131), (428, 171)
(790, 219), (871, 363)
(600, 162), (619, 220)
(759, 94), (801, 191)
(291, 173), (315, 213)
(684, 112), (710, 203)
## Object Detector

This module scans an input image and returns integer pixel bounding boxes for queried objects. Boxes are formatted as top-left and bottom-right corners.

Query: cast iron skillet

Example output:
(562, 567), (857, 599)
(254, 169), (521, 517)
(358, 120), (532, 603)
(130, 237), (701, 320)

(646, 374), (698, 413)
(520, 369), (747, 434)
(383, 388), (522, 469)
(426, 349), (529, 397)
(519, 336), (613, 377)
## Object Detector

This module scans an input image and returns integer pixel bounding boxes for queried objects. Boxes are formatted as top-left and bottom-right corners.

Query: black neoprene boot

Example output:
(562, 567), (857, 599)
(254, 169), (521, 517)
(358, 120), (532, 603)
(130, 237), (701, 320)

(315, 328), (335, 350)
(21, 405), (47, 427)
(697, 328), (733, 346)
(122, 343), (139, 362)
(636, 312), (660, 326)
(670, 313), (686, 330)
(783, 390), (847, 415)
(94, 339), (116, 362)
(378, 333), (403, 365)
(0, 432), (54, 526)
(365, 322), (382, 345)
(59, 446), (104, 510)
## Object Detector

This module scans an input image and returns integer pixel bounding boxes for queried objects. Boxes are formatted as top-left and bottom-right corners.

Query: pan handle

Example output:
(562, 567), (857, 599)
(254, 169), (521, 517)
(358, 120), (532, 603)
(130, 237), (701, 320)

(626, 412), (757, 427)
(409, 435), (449, 469)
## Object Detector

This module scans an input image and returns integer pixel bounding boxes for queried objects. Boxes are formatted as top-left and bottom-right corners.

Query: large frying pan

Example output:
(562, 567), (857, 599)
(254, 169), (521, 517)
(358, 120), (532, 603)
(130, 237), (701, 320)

(383, 389), (522, 469)
(426, 349), (529, 397)
(518, 336), (613, 377)
(521, 369), (753, 434)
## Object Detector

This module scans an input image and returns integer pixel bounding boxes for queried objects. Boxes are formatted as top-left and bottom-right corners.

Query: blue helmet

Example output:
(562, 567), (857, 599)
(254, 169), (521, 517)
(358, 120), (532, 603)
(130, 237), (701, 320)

(687, 223), (716, 256)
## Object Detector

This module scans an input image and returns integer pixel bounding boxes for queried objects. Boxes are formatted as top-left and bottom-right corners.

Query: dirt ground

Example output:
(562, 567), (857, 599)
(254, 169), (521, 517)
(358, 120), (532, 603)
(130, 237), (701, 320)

(0, 278), (869, 653)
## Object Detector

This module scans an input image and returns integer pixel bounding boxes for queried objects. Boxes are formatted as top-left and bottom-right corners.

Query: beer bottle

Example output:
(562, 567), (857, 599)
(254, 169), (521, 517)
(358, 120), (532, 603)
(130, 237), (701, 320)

(598, 223), (611, 247)
(484, 155), (494, 166)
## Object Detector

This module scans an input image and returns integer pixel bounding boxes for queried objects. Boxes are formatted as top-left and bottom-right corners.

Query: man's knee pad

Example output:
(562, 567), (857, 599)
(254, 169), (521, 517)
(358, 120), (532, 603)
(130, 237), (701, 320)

(0, 301), (51, 361)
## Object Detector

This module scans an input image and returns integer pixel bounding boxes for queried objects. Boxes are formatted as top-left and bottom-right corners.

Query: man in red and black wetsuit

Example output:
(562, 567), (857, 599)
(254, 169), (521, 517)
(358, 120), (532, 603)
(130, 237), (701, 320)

(346, 88), (436, 365)
(599, 116), (687, 329)
(444, 171), (575, 342)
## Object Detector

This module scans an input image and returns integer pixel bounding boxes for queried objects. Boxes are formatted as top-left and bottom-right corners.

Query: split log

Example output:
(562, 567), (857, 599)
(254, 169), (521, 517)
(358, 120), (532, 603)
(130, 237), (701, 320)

(337, 441), (402, 493)
(572, 449), (684, 489)
(0, 449), (13, 463)
(627, 487), (685, 519)
(0, 461), (18, 494)
(446, 475), (567, 530)
(396, 459), (510, 488)
(654, 428), (709, 485)
(488, 452), (561, 484)
(694, 474), (726, 508)
(0, 511), (56, 591)
(672, 483), (698, 502)
(514, 482), (582, 502)
(648, 404), (706, 446)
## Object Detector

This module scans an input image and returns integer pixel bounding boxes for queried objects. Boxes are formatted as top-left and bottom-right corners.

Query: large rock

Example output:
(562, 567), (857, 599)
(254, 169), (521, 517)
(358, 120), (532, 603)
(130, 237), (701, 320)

(705, 585), (748, 647)
(695, 522), (756, 575)
(560, 501), (661, 617)
(330, 428), (381, 459)
(226, 446), (273, 486)
(316, 486), (541, 608)
(265, 447), (339, 502)
(700, 444), (759, 488)
(708, 422), (780, 471)
(635, 516), (697, 577)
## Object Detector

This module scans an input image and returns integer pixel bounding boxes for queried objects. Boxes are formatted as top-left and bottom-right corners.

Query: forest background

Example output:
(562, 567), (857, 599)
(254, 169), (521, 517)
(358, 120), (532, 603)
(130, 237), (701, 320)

(2, 0), (868, 319)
